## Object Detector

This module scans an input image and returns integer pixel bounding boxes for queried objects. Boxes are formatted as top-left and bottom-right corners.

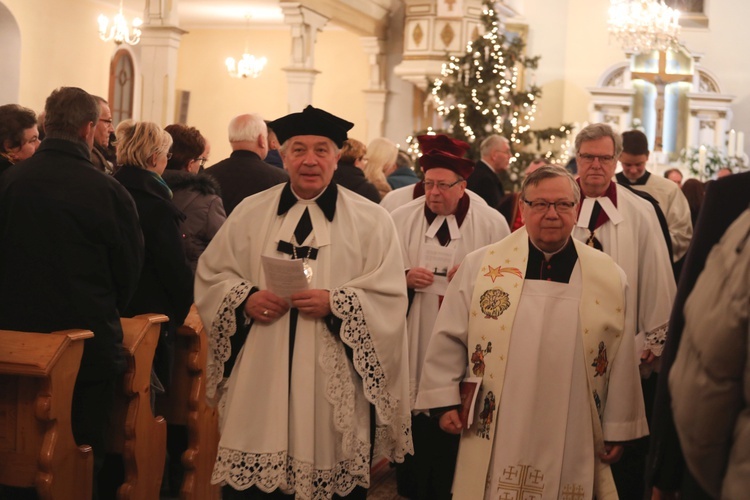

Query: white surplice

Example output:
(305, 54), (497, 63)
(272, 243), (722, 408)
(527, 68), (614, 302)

(391, 196), (510, 405)
(416, 245), (647, 499)
(195, 183), (413, 499)
(573, 183), (676, 357)
(381, 185), (488, 213)
(623, 172), (693, 262)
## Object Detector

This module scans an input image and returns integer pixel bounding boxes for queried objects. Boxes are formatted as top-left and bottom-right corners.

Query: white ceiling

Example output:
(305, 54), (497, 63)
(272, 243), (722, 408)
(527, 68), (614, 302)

(104, 0), (285, 29)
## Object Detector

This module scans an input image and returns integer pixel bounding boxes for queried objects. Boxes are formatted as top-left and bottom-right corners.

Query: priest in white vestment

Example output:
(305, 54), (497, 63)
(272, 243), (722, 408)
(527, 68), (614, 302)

(380, 134), (488, 213)
(615, 130), (693, 263)
(572, 123), (676, 498)
(195, 105), (413, 500)
(415, 167), (647, 500)
(390, 146), (509, 499)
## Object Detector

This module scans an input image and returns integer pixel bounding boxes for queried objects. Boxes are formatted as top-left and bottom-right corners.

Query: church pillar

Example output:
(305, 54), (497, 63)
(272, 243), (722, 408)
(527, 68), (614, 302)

(280, 2), (329, 113)
(361, 37), (388, 142)
(138, 0), (186, 126)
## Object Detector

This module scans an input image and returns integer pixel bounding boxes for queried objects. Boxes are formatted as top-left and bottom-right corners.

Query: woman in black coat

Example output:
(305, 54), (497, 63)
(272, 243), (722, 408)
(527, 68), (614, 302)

(113, 120), (193, 387)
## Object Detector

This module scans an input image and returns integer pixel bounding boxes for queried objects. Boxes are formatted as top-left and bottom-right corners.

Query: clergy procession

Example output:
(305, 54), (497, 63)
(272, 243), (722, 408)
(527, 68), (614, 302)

(1, 81), (748, 500)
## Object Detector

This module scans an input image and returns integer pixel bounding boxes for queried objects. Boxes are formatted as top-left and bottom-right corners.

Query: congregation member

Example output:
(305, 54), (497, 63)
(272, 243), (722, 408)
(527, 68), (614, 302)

(163, 123), (227, 273)
(264, 120), (284, 169)
(716, 167), (733, 178)
(669, 207), (750, 499)
(646, 171), (750, 499)
(571, 123), (676, 498)
(497, 158), (550, 231)
(416, 167), (647, 500)
(0, 86), (144, 497)
(113, 120), (193, 390)
(466, 134), (511, 209)
(616, 129), (693, 263)
(387, 149), (420, 189)
(195, 105), (412, 499)
(663, 167), (683, 187)
(391, 147), (509, 499)
(0, 103), (40, 175)
(207, 113), (288, 215)
(380, 134), (479, 213)
(90, 96), (116, 174)
(681, 178), (705, 226)
(332, 138), (381, 202)
(363, 137), (398, 199)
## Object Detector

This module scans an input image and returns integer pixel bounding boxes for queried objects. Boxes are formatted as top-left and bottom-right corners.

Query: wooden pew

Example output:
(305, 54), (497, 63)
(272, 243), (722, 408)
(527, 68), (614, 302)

(106, 313), (168, 500)
(156, 305), (220, 500)
(0, 328), (94, 499)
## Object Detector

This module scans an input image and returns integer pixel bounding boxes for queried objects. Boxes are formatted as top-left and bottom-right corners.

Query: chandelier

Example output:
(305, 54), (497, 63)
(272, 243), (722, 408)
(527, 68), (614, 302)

(226, 15), (267, 79)
(608, 0), (681, 54)
(226, 54), (267, 79)
(98, 0), (143, 46)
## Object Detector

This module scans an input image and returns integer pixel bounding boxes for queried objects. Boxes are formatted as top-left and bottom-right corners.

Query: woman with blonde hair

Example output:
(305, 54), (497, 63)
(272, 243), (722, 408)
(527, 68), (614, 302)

(363, 137), (398, 199)
(113, 120), (193, 393)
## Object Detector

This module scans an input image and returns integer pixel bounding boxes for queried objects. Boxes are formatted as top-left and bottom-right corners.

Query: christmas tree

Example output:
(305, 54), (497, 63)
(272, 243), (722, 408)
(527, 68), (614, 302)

(410, 0), (573, 190)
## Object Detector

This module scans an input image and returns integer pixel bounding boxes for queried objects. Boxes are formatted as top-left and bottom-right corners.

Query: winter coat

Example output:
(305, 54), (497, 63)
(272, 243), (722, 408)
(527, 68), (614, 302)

(114, 165), (193, 385)
(0, 138), (144, 381)
(162, 169), (226, 274)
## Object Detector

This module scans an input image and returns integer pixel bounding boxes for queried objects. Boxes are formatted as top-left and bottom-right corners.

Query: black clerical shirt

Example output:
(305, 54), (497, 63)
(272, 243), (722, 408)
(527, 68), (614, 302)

(525, 238), (578, 283)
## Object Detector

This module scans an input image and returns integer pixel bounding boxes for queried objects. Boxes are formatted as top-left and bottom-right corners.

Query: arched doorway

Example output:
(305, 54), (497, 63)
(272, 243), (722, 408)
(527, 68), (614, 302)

(109, 49), (136, 125)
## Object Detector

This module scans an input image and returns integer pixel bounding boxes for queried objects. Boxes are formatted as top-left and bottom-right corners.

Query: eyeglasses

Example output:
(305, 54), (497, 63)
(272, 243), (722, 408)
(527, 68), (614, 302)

(165, 152), (173, 160)
(424, 179), (464, 192)
(577, 153), (616, 165)
(522, 199), (577, 213)
(99, 118), (113, 125)
(194, 156), (208, 167)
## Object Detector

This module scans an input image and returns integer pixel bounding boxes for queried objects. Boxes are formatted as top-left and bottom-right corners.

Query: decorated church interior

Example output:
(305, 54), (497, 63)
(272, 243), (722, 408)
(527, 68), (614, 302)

(1, 0), (748, 499)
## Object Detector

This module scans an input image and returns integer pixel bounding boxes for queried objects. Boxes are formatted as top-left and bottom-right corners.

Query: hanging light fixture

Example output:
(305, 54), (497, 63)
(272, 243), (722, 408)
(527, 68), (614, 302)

(98, 0), (143, 46)
(226, 15), (267, 79)
(608, 0), (681, 54)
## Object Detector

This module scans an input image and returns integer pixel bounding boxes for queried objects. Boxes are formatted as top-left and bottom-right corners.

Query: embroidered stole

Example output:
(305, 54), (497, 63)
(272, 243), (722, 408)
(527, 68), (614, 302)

(452, 227), (625, 500)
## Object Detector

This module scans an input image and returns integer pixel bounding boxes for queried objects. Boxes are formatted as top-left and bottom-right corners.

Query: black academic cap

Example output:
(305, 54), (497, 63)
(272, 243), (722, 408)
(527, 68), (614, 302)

(268, 105), (354, 148)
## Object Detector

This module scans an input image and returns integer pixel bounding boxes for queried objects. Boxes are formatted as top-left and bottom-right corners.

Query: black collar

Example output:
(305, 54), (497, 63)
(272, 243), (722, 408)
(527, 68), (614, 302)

(277, 181), (337, 221)
(616, 170), (650, 186)
(525, 238), (578, 283)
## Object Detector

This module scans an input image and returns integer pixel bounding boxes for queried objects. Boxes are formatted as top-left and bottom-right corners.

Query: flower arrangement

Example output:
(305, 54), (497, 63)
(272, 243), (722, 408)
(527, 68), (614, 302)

(680, 146), (727, 179)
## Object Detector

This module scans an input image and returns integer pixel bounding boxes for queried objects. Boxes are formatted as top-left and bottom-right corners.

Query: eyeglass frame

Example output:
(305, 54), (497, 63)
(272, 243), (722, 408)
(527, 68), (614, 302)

(423, 179), (465, 192)
(576, 152), (616, 165)
(194, 156), (208, 167)
(521, 198), (577, 213)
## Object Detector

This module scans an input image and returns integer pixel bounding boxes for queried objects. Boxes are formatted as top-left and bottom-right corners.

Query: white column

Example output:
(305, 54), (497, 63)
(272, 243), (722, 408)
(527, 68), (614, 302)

(361, 37), (388, 142)
(138, 0), (186, 125)
(280, 2), (329, 113)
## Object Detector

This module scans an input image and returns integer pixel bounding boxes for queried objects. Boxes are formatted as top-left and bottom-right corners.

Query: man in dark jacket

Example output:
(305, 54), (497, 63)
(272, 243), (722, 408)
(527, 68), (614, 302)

(0, 86), (144, 498)
(207, 113), (288, 215)
(466, 134), (510, 210)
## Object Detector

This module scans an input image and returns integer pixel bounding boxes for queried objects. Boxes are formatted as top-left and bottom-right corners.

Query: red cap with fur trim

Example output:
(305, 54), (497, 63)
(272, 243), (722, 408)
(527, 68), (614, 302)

(417, 134), (470, 157)
(420, 149), (475, 179)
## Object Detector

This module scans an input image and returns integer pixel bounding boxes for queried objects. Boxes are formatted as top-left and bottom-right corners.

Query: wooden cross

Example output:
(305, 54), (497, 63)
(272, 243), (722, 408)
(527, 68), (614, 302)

(631, 50), (692, 152)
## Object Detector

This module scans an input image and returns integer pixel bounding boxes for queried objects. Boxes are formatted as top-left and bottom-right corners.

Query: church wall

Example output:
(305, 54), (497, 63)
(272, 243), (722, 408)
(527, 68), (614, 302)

(175, 26), (372, 165)
(676, 1), (750, 158)
(2, 0), (124, 112)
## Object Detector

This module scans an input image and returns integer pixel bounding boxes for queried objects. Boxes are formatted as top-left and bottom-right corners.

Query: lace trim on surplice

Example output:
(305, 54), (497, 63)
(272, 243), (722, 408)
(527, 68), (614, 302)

(212, 447), (366, 500)
(328, 288), (413, 462)
(644, 322), (668, 357)
(205, 281), (253, 400)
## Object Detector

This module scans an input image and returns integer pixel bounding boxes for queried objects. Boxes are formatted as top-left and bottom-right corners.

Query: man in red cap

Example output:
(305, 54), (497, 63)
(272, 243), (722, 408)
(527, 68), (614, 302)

(195, 105), (413, 499)
(391, 147), (509, 499)
(380, 134), (487, 212)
